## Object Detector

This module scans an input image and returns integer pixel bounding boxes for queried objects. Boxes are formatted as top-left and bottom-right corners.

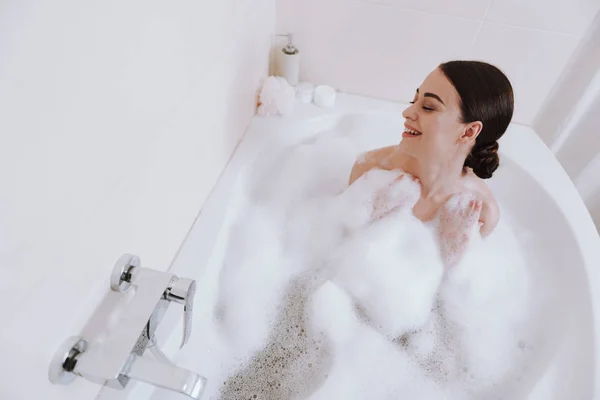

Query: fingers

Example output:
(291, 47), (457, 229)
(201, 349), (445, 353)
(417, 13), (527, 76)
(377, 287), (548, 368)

(467, 198), (482, 208)
(475, 200), (483, 217)
(440, 197), (482, 236)
(465, 199), (482, 228)
(467, 199), (483, 214)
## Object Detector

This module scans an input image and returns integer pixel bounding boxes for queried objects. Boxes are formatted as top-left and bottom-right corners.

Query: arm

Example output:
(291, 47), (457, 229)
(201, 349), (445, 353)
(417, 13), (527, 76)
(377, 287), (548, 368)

(348, 146), (397, 185)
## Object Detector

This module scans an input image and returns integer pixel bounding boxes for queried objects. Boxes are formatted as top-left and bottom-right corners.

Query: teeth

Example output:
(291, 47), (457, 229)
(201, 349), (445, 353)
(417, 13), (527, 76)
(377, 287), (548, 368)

(405, 128), (421, 135)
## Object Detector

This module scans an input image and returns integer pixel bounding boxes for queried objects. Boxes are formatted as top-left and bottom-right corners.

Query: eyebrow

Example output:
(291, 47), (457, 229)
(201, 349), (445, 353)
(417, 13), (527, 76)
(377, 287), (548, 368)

(416, 88), (445, 106)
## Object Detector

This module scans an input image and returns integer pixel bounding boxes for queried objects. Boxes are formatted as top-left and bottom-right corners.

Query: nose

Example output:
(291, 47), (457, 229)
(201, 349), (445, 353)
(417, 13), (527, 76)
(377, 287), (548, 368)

(402, 103), (417, 121)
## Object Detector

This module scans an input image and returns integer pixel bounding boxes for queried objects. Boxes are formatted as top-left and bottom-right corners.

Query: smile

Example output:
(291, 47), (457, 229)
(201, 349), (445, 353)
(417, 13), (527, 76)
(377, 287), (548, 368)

(403, 124), (422, 137)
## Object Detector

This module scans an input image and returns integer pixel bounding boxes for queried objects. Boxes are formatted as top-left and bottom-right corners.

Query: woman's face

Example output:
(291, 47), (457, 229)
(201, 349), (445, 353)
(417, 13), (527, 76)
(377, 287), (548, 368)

(400, 68), (475, 163)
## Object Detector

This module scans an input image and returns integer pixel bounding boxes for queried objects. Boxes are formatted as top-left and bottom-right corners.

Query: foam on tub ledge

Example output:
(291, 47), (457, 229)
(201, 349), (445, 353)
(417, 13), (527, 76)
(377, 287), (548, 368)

(257, 76), (296, 116)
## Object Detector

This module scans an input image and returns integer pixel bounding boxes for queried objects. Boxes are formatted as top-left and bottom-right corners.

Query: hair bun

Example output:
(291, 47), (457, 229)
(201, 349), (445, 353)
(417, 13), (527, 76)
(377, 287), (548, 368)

(465, 141), (499, 179)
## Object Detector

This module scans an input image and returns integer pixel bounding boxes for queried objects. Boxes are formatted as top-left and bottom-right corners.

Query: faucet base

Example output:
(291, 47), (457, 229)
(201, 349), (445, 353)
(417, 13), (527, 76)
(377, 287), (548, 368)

(127, 355), (206, 400)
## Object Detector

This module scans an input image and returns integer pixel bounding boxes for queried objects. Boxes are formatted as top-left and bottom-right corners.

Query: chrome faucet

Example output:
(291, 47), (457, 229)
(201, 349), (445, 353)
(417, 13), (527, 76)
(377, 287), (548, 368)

(49, 254), (206, 399)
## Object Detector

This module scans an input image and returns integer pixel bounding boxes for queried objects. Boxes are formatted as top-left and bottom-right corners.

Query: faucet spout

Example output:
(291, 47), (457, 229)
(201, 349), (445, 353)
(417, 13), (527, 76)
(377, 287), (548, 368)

(127, 355), (206, 399)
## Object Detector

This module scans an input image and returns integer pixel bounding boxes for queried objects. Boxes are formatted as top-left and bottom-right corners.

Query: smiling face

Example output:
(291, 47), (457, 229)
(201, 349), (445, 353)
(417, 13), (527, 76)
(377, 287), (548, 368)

(399, 68), (481, 166)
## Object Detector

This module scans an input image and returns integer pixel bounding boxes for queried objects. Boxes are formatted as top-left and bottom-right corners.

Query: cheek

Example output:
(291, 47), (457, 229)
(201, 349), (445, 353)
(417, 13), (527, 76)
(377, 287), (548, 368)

(423, 115), (459, 147)
(419, 114), (438, 137)
(423, 132), (447, 153)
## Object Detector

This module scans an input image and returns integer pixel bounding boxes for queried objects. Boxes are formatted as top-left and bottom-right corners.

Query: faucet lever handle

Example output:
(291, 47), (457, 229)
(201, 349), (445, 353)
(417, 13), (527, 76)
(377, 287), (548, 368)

(165, 277), (196, 348)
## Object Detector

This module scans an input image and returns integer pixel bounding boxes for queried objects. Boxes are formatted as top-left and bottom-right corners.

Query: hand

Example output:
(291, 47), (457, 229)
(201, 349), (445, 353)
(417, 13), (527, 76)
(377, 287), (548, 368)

(371, 173), (421, 220)
(439, 194), (482, 268)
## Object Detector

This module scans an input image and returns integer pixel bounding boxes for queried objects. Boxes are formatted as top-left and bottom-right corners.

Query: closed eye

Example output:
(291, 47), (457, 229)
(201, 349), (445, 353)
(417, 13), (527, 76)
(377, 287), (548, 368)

(410, 100), (434, 111)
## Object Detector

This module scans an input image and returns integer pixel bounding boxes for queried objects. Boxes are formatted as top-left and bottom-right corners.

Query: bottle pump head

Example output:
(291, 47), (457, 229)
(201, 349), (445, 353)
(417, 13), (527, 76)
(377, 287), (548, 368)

(277, 33), (299, 55)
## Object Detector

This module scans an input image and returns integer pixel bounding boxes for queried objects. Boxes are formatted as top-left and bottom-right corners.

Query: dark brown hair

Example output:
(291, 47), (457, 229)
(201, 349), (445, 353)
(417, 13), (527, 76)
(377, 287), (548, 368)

(439, 60), (514, 179)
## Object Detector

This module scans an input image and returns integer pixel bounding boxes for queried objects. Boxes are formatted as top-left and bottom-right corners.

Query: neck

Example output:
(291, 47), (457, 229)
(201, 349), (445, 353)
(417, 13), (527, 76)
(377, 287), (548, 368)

(404, 153), (466, 200)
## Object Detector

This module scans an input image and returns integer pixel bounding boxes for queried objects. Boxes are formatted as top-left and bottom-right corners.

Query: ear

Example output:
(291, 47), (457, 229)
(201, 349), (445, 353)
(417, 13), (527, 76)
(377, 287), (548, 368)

(460, 121), (483, 144)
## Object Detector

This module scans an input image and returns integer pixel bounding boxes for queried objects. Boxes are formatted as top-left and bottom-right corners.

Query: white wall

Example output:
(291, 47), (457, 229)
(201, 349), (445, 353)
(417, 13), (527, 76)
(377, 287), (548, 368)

(0, 1), (273, 399)
(275, 0), (600, 125)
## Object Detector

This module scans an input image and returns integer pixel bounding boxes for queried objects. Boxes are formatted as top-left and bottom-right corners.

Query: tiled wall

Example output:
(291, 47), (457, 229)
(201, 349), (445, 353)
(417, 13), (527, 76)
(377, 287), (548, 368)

(275, 0), (600, 124)
(0, 1), (273, 399)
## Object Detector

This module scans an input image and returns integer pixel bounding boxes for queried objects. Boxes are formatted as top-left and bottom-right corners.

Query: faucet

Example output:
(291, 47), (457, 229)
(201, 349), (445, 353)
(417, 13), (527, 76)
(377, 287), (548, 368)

(48, 254), (206, 399)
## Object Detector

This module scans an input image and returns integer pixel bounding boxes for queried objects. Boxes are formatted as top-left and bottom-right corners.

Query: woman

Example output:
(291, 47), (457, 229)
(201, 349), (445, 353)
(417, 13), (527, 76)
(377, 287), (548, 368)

(348, 60), (514, 267)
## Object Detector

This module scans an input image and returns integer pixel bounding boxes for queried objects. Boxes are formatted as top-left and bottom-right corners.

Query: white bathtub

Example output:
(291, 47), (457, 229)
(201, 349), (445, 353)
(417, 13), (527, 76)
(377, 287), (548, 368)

(124, 93), (600, 400)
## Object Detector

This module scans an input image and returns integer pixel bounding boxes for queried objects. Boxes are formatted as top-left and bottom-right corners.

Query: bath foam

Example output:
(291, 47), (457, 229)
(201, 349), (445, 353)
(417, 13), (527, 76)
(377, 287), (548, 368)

(212, 130), (537, 399)
(213, 203), (292, 357)
(329, 186), (444, 339)
(305, 281), (447, 400)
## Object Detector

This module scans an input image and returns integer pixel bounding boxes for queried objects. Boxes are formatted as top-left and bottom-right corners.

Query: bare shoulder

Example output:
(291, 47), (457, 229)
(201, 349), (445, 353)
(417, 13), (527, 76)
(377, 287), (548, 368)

(472, 177), (500, 237)
(348, 145), (397, 185)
